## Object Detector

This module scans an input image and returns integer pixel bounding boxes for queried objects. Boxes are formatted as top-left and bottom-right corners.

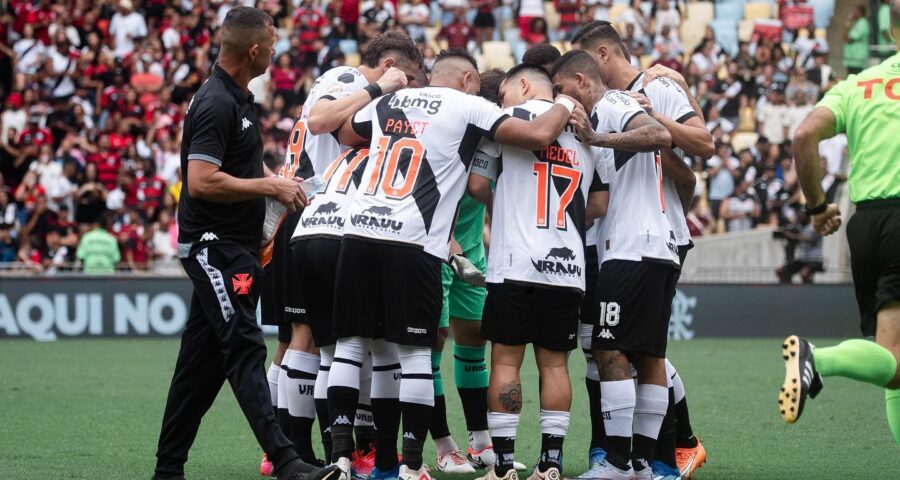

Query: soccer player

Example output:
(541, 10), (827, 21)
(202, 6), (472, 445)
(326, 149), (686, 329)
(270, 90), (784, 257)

(571, 22), (711, 479)
(521, 43), (562, 73)
(778, 0), (900, 445)
(275, 30), (421, 477)
(427, 69), (524, 475)
(153, 8), (336, 480)
(468, 63), (611, 480)
(552, 50), (675, 480)
(325, 48), (577, 480)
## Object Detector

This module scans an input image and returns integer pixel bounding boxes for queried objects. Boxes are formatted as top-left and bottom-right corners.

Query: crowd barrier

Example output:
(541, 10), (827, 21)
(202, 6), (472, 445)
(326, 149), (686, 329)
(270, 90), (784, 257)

(0, 277), (862, 341)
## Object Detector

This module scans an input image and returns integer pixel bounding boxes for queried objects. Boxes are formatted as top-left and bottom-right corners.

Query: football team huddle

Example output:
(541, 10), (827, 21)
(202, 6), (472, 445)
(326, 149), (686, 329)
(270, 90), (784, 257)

(260, 20), (713, 480)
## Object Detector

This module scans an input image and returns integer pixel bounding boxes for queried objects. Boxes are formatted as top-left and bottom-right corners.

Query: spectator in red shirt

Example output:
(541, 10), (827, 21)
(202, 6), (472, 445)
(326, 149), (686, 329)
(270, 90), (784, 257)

(25, 0), (57, 46)
(17, 115), (53, 148)
(135, 159), (166, 219)
(270, 53), (304, 107)
(471, 0), (497, 48)
(525, 17), (548, 46)
(118, 207), (150, 270)
(555, 0), (582, 39)
(437, 7), (474, 50)
(87, 134), (122, 191)
(340, 0), (361, 40)
(294, 0), (327, 69)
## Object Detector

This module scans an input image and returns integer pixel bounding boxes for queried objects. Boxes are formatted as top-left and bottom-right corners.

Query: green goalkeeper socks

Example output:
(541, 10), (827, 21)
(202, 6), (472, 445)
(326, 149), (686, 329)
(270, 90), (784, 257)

(454, 344), (489, 389)
(814, 339), (897, 386)
(886, 389), (900, 444)
(432, 350), (444, 397)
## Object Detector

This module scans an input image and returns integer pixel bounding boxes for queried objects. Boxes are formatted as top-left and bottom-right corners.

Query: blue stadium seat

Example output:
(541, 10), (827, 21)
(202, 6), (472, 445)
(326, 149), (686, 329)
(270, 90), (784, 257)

(339, 39), (358, 55)
(711, 18), (739, 56)
(807, 0), (835, 28)
(715, 0), (745, 21)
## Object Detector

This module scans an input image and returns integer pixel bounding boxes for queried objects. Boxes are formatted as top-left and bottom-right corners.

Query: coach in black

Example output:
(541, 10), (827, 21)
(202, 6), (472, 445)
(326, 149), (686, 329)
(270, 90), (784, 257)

(153, 7), (337, 480)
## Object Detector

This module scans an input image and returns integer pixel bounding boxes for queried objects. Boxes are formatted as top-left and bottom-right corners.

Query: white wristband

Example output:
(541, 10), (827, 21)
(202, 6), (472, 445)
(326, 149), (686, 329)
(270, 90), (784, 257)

(555, 97), (576, 113)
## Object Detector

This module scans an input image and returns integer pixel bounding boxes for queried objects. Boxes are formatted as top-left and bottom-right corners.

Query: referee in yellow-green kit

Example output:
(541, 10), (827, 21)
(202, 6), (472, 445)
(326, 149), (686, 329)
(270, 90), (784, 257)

(776, 0), (900, 444)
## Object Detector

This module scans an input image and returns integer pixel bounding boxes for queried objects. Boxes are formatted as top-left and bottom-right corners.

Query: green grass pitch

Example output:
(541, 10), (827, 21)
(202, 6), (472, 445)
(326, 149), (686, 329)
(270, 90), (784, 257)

(1, 338), (897, 479)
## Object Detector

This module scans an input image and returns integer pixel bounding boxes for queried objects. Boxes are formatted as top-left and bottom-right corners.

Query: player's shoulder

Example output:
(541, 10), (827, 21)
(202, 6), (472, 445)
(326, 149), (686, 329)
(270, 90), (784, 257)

(643, 75), (685, 95)
(315, 66), (365, 89)
(601, 89), (637, 106)
(503, 99), (551, 119)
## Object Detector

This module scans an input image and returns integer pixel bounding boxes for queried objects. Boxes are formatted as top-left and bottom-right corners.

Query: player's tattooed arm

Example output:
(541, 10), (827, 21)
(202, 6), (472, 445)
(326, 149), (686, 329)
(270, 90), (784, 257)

(576, 112), (671, 152)
(497, 382), (523, 413)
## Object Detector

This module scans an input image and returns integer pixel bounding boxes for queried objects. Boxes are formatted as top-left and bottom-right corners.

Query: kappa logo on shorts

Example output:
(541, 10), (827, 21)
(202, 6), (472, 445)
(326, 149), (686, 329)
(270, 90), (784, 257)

(284, 306), (306, 314)
(407, 327), (427, 335)
(200, 232), (219, 242)
(231, 273), (253, 295)
(334, 415), (352, 425)
(596, 328), (615, 340)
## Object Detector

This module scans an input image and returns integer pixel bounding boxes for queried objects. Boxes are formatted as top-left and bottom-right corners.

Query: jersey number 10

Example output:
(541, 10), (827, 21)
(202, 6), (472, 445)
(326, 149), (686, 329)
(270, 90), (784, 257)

(365, 137), (426, 200)
(533, 162), (581, 230)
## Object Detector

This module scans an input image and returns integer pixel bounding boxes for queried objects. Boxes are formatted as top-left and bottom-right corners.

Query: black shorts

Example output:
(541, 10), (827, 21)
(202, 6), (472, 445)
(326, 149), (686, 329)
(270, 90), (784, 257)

(846, 199), (900, 336)
(592, 259), (678, 357)
(288, 236), (342, 347)
(332, 237), (442, 347)
(473, 11), (495, 28)
(482, 281), (582, 352)
(261, 210), (303, 326)
(580, 246), (601, 326)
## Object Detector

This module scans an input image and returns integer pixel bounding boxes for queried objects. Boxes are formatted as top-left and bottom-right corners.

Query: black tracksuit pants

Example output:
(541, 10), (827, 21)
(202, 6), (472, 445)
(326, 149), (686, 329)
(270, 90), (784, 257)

(155, 242), (297, 477)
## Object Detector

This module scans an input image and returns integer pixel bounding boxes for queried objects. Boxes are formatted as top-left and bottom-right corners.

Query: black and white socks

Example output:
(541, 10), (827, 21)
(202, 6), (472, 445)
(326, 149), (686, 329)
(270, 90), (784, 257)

(315, 345), (334, 461)
(398, 344), (434, 471)
(632, 383), (668, 471)
(285, 349), (320, 463)
(370, 340), (401, 472)
(488, 411), (519, 476)
(327, 337), (370, 462)
(600, 379), (636, 470)
(538, 410), (570, 471)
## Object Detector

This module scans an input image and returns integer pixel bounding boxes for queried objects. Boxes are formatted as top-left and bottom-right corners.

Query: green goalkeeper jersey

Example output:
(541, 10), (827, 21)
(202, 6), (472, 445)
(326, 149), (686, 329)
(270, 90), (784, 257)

(453, 193), (485, 252)
(817, 52), (900, 203)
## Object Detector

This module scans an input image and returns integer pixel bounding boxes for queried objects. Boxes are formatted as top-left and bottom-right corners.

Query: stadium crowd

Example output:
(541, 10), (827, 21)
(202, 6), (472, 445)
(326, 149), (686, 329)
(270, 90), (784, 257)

(0, 0), (848, 273)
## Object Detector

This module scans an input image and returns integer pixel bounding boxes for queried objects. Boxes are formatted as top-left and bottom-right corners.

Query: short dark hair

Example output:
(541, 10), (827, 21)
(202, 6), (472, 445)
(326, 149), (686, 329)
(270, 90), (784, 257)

(434, 48), (478, 71)
(362, 31), (422, 68)
(522, 44), (562, 70)
(571, 20), (623, 53)
(221, 6), (273, 51)
(505, 63), (552, 84)
(479, 68), (506, 105)
(550, 49), (602, 80)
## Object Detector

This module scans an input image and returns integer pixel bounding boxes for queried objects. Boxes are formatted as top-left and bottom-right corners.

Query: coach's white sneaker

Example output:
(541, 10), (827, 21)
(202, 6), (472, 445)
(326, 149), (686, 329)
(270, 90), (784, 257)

(475, 467), (520, 480)
(436, 449), (476, 473)
(398, 464), (432, 480)
(526, 466), (562, 480)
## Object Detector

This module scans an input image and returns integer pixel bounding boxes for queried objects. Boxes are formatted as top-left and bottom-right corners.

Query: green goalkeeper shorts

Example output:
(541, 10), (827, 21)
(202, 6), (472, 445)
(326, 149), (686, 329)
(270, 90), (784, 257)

(440, 244), (487, 328)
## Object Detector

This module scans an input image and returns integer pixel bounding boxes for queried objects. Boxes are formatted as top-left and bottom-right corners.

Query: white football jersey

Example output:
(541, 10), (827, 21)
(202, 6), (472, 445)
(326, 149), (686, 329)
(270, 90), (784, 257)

(626, 73), (697, 248)
(344, 87), (509, 259)
(292, 147), (370, 240)
(474, 99), (605, 291)
(593, 90), (679, 266)
(278, 66), (369, 179)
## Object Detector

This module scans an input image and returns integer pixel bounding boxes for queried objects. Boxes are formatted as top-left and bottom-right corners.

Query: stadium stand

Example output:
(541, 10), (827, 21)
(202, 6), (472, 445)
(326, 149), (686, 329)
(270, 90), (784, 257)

(0, 0), (853, 276)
